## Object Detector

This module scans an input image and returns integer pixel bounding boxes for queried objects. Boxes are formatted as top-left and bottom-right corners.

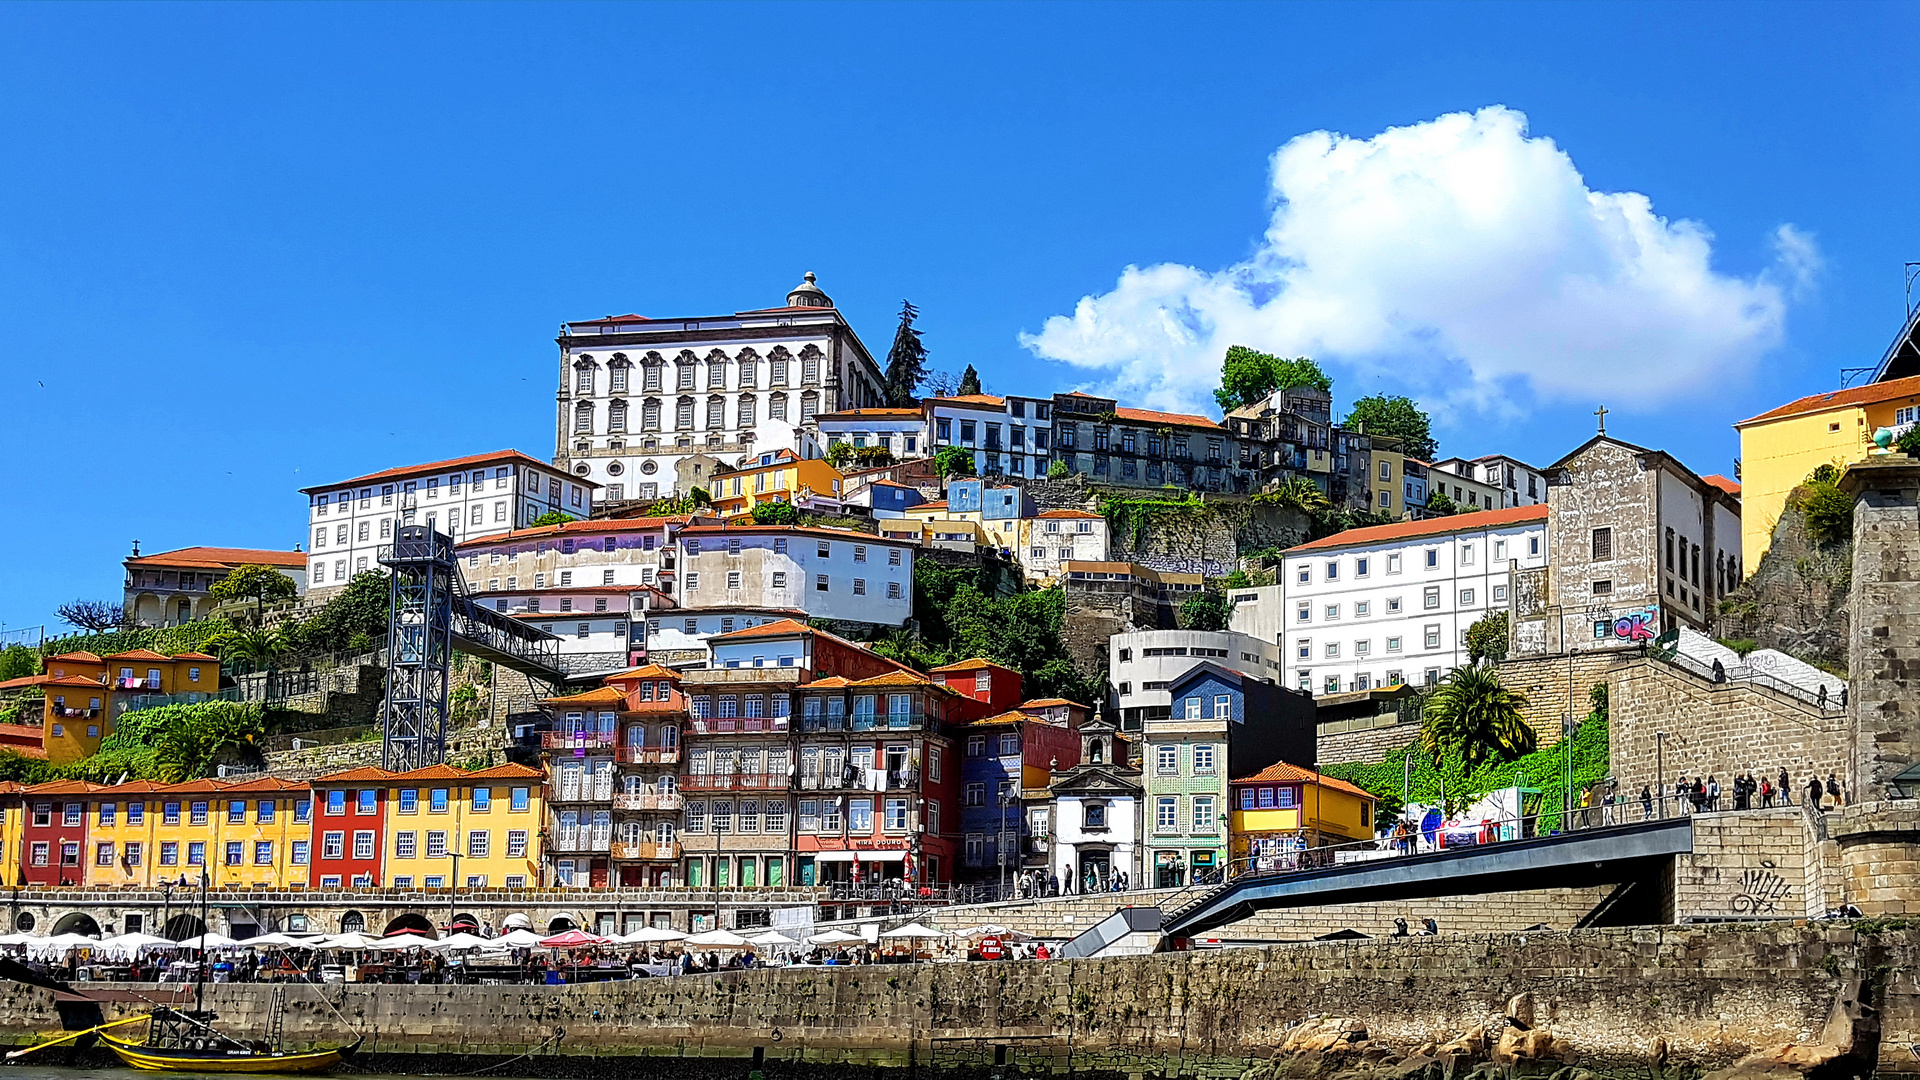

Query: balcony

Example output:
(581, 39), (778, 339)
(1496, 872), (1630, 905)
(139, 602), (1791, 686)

(546, 830), (611, 854)
(679, 773), (788, 792)
(543, 731), (616, 750)
(613, 792), (684, 812)
(799, 710), (927, 733)
(550, 785), (615, 804)
(617, 746), (681, 766)
(611, 841), (681, 862)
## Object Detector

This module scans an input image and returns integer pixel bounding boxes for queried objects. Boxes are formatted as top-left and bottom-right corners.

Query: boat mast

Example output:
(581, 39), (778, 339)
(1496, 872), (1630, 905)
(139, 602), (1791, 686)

(195, 868), (209, 1015)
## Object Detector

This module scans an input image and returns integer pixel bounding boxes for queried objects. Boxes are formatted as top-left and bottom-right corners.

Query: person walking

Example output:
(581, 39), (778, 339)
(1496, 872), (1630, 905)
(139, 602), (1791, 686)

(1640, 784), (1654, 820)
(1676, 776), (1691, 814)
(1707, 776), (1721, 811)
(1760, 775), (1774, 808)
(1827, 773), (1844, 808)
(1779, 768), (1792, 806)
(1808, 774), (1827, 810)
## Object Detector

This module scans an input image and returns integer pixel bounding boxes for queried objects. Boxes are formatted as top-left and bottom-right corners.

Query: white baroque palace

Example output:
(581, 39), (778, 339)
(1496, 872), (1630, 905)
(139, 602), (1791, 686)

(554, 273), (887, 501)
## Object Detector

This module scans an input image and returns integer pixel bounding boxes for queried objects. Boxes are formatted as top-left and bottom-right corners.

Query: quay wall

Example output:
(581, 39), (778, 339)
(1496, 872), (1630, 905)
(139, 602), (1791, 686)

(1, 924), (1908, 1077)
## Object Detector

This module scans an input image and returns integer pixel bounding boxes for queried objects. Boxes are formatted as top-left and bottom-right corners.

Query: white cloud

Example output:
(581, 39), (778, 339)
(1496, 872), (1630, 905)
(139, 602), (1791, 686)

(1020, 106), (1814, 417)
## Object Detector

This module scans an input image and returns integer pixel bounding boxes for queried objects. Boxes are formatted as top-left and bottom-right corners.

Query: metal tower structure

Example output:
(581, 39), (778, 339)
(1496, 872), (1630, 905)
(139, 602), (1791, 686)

(378, 525), (455, 772)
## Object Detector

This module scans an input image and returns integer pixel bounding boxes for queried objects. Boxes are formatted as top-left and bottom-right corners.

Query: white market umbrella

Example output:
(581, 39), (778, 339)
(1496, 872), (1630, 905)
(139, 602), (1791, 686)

(235, 933), (306, 949)
(27, 933), (100, 957)
(807, 929), (862, 945)
(172, 933), (237, 951)
(426, 932), (493, 952)
(0, 932), (38, 946)
(315, 932), (376, 950)
(494, 928), (544, 948)
(620, 926), (687, 944)
(366, 933), (436, 951)
(94, 932), (175, 957)
(747, 930), (796, 946)
(683, 929), (749, 948)
(881, 922), (947, 939)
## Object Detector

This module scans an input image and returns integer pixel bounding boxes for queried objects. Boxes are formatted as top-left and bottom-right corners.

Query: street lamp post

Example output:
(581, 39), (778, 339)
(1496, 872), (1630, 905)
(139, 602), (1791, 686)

(1656, 731), (1666, 820)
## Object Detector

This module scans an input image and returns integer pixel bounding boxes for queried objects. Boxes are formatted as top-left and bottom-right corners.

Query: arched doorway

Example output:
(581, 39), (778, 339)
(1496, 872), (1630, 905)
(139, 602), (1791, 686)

(449, 912), (481, 934)
(501, 912), (533, 931)
(162, 914), (206, 941)
(339, 911), (365, 934)
(545, 913), (578, 934)
(381, 913), (436, 939)
(50, 913), (101, 938)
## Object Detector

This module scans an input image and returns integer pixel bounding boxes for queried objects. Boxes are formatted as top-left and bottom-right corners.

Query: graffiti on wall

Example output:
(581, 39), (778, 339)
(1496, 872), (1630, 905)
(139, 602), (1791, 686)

(1731, 867), (1791, 914)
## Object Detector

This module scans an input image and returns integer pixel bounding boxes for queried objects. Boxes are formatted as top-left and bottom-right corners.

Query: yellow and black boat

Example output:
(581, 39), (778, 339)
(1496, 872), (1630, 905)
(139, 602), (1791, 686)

(96, 1008), (361, 1073)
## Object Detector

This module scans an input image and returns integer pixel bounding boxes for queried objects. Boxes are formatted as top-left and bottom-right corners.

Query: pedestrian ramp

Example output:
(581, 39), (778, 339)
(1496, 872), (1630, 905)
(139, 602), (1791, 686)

(1056, 906), (1165, 959)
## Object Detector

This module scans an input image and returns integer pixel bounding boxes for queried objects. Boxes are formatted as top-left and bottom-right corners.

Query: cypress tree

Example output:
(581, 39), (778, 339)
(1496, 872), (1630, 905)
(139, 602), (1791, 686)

(883, 300), (929, 407)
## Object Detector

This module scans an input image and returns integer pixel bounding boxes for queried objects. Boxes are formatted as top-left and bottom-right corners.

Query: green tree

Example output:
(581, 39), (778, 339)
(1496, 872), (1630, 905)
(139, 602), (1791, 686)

(688, 486), (713, 508)
(957, 364), (982, 396)
(0, 645), (36, 681)
(1256, 476), (1332, 515)
(1898, 428), (1920, 456)
(1046, 458), (1069, 480)
(531, 510), (576, 527)
(1213, 346), (1331, 411)
(1792, 468), (1854, 545)
(751, 500), (798, 526)
(1179, 592), (1233, 631)
(1419, 664), (1536, 769)
(1464, 611), (1510, 664)
(826, 441), (855, 468)
(205, 626), (291, 668)
(208, 564), (298, 623)
(289, 571), (389, 653)
(1424, 489), (1459, 516)
(934, 445), (975, 479)
(882, 300), (929, 407)
(1344, 394), (1438, 461)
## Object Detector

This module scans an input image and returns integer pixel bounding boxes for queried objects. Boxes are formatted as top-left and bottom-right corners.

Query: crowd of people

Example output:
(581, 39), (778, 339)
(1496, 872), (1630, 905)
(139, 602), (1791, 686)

(1596, 767), (1851, 824)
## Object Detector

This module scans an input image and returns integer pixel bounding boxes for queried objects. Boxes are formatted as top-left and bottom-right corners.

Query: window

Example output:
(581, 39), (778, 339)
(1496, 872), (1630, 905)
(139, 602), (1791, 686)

(1156, 745), (1179, 774)
(1296, 638), (1311, 660)
(884, 798), (908, 831)
(96, 842), (115, 867)
(1424, 586), (1441, 610)
(322, 833), (344, 860)
(426, 831), (448, 858)
(357, 790), (377, 815)
(189, 801), (208, 826)
(1193, 744), (1216, 773)
(1324, 641), (1340, 658)
(1592, 579), (1613, 595)
(1325, 561), (1339, 581)
(1297, 565), (1310, 584)
(1156, 797), (1178, 832)
(1425, 624), (1441, 649)
(1592, 527), (1614, 560)
(1460, 588), (1476, 606)
(1355, 600), (1370, 617)
(186, 841), (205, 866)
(1324, 603), (1340, 620)
(1192, 796), (1216, 833)
(1493, 585), (1508, 602)
(468, 831), (490, 858)
(815, 574), (829, 591)
(227, 800), (246, 824)
(507, 830), (529, 858)
(354, 832), (375, 859)
(291, 840), (310, 865)
(395, 832), (417, 859)
(1460, 543), (1475, 567)
(1355, 557), (1369, 577)
(1425, 549), (1439, 568)
(1296, 601), (1310, 623)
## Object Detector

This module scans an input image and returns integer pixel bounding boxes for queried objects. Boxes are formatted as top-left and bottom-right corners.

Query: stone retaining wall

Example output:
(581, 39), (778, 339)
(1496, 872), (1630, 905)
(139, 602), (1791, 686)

(1316, 718), (1419, 765)
(0, 924), (1900, 1075)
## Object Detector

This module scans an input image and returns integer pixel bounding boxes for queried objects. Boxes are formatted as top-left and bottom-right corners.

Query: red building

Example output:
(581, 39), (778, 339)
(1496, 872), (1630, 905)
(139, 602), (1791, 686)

(20, 780), (93, 887)
(929, 657), (1027, 715)
(309, 768), (388, 887)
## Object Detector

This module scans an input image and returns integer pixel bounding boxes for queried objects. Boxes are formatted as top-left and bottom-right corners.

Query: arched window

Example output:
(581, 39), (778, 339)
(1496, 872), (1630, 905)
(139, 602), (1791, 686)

(574, 357), (595, 395)
(676, 351), (698, 391)
(769, 392), (788, 422)
(574, 401), (594, 434)
(800, 391), (819, 421)
(800, 345), (822, 385)
(643, 351), (664, 392)
(609, 354), (631, 393)
(1088, 738), (1105, 764)
(676, 397), (695, 430)
(340, 911), (366, 934)
(736, 347), (760, 390)
(737, 394), (757, 428)
(706, 349), (730, 390)
(608, 399), (628, 433)
(706, 395), (726, 429)
(641, 398), (661, 432)
(768, 346), (792, 387)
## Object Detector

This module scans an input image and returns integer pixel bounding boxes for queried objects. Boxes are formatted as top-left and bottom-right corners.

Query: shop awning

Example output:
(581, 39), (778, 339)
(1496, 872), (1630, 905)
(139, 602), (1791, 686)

(811, 850), (907, 862)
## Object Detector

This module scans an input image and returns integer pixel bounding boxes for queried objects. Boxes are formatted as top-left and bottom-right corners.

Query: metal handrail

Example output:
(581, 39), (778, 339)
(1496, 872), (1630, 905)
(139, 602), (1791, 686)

(1656, 649), (1845, 713)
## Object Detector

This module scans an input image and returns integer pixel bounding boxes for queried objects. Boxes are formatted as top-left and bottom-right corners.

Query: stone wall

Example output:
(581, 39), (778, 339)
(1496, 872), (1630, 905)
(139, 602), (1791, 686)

(1316, 717), (1419, 766)
(1, 924), (1897, 1074)
(1829, 800), (1920, 917)
(1493, 650), (1627, 748)
(264, 737), (382, 781)
(1609, 656), (1849, 797)
(1842, 457), (1920, 801)
(1672, 808), (1821, 921)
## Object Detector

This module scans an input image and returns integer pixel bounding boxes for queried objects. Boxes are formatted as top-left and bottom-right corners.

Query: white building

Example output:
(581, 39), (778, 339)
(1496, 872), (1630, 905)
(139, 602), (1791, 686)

(455, 515), (694, 602)
(642, 606), (810, 668)
(1428, 455), (1546, 510)
(1107, 629), (1280, 731)
(926, 393), (1056, 479)
(1280, 504), (1548, 695)
(554, 273), (887, 502)
(676, 524), (915, 628)
(301, 450), (593, 597)
(1047, 716), (1143, 894)
(469, 583), (671, 675)
(811, 407), (930, 460)
(1017, 509), (1110, 583)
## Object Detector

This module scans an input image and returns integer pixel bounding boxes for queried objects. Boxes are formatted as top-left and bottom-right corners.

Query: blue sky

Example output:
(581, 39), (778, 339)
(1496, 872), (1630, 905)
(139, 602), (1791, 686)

(2, 2), (1916, 634)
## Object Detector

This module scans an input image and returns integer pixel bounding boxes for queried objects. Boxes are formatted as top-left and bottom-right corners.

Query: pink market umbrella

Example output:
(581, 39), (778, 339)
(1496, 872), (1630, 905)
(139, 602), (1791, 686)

(537, 929), (609, 949)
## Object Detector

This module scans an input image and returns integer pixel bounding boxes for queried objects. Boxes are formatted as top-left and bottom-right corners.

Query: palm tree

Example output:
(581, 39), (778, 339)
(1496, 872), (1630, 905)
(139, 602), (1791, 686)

(1269, 476), (1331, 514)
(204, 627), (290, 669)
(1418, 664), (1536, 768)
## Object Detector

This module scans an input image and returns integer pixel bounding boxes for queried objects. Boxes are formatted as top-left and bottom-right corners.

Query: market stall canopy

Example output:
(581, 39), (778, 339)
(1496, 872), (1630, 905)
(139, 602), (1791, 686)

(314, 933), (377, 950)
(234, 933), (308, 949)
(880, 922), (947, 939)
(807, 929), (862, 945)
(28, 933), (102, 956)
(173, 933), (239, 950)
(683, 929), (750, 948)
(426, 932), (495, 952)
(747, 930), (796, 946)
(538, 930), (609, 949)
(92, 932), (175, 955)
(366, 933), (436, 951)
(618, 926), (687, 943)
(494, 929), (544, 948)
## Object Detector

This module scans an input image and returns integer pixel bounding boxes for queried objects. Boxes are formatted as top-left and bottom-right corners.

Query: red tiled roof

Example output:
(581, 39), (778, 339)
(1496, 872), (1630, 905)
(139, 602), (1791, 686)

(568, 314), (651, 325)
(24, 779), (99, 795)
(466, 763), (544, 780)
(171, 652), (220, 661)
(104, 649), (171, 662)
(847, 670), (935, 688)
(0, 675), (50, 691)
(610, 663), (679, 680)
(964, 709), (1045, 727)
(310, 766), (392, 784)
(804, 676), (852, 689)
(1703, 474), (1742, 497)
(1035, 509), (1101, 519)
(1018, 698), (1084, 709)
(454, 515), (697, 549)
(45, 652), (104, 665)
(709, 618), (811, 641)
(929, 657), (1017, 674)
(927, 394), (1005, 407)
(127, 547), (309, 569)
(679, 523), (913, 545)
(1114, 406), (1221, 430)
(1734, 374), (1920, 427)
(1232, 760), (1375, 802)
(1286, 504), (1548, 554)
(301, 450), (577, 494)
(41, 675), (109, 689)
(543, 686), (628, 705)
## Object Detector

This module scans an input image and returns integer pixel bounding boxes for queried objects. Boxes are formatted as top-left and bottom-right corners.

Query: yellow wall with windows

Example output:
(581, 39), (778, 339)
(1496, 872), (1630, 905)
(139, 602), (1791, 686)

(381, 766), (544, 890)
(1371, 448), (1406, 520)
(0, 789), (22, 887)
(715, 460), (845, 512)
(83, 780), (314, 889)
(1737, 393), (1920, 570)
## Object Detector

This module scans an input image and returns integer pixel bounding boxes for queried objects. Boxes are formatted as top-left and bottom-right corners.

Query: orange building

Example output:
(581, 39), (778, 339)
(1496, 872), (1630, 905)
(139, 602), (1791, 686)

(0, 649), (223, 764)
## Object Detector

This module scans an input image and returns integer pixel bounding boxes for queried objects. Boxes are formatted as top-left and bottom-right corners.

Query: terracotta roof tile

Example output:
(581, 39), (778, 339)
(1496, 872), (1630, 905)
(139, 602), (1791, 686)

(543, 686), (628, 705)
(0, 675), (50, 690)
(709, 618), (811, 641)
(44, 652), (103, 665)
(926, 394), (1006, 407)
(1734, 374), (1920, 427)
(127, 547), (310, 569)
(1286, 504), (1548, 554)
(454, 515), (694, 549)
(1232, 760), (1375, 802)
(929, 657), (1017, 674)
(301, 450), (586, 495)
(815, 408), (925, 419)
(104, 649), (171, 662)
(1035, 509), (1101, 519)
(847, 670), (934, 688)
(311, 766), (392, 784)
(1703, 474), (1742, 496)
(610, 664), (679, 680)
(1017, 698), (1084, 709)
(1113, 406), (1221, 430)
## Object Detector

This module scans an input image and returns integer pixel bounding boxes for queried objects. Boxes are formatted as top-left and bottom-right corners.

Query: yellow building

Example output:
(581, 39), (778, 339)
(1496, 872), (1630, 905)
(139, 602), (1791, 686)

(708, 449), (845, 515)
(1228, 762), (1376, 871)
(85, 777), (315, 889)
(0, 782), (23, 887)
(1733, 373), (1920, 569)
(378, 763), (545, 891)
(12, 648), (222, 764)
(1369, 442), (1407, 520)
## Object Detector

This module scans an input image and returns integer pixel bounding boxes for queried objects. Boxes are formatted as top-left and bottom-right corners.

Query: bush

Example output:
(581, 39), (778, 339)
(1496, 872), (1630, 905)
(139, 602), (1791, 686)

(531, 511), (576, 527)
(1899, 428), (1920, 456)
(1178, 592), (1232, 632)
(290, 572), (388, 653)
(1047, 459), (1069, 480)
(751, 501), (799, 526)
(1792, 474), (1854, 546)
